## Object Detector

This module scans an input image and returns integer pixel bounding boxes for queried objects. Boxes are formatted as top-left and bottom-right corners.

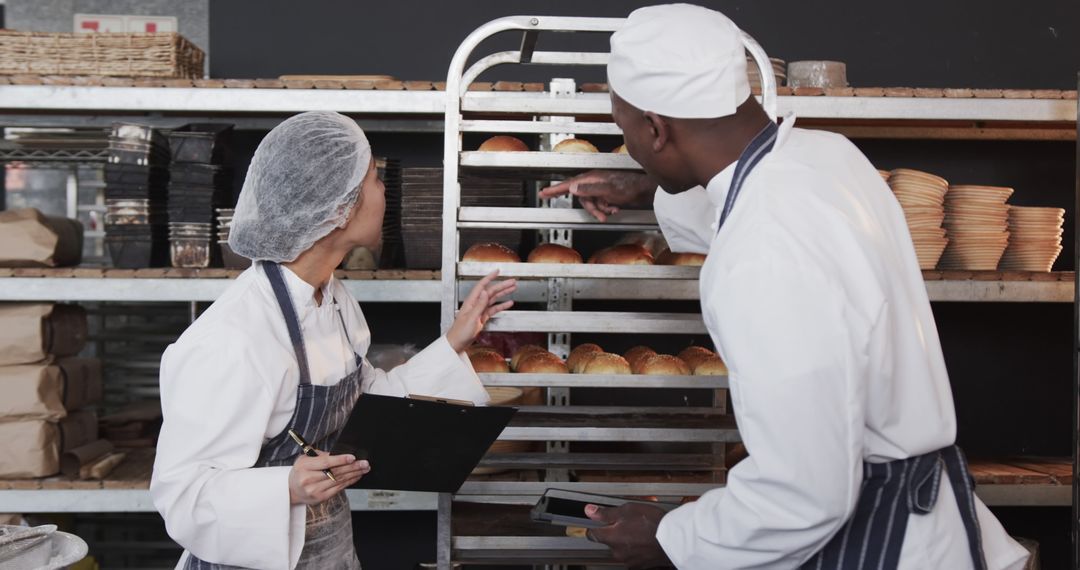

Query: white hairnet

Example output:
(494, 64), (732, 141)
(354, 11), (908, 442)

(609, 4), (751, 119)
(229, 111), (372, 262)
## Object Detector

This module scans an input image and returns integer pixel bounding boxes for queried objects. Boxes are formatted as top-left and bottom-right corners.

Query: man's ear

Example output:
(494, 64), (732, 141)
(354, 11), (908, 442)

(643, 111), (670, 153)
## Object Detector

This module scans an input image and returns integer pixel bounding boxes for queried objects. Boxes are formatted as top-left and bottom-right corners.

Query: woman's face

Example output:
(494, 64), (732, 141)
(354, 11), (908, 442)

(342, 157), (385, 250)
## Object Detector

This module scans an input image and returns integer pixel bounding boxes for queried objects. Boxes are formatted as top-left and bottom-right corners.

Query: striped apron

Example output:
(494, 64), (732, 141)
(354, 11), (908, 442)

(720, 121), (988, 570)
(184, 261), (364, 569)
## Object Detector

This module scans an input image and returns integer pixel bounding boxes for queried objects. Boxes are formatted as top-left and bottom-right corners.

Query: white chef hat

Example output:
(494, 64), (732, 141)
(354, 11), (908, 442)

(608, 4), (751, 119)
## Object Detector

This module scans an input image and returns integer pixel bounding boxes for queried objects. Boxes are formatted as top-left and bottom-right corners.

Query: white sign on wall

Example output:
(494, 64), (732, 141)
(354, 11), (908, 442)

(74, 14), (178, 34)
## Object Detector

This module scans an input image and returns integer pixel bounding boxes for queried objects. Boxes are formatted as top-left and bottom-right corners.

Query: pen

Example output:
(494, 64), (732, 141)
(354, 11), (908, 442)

(288, 429), (337, 482)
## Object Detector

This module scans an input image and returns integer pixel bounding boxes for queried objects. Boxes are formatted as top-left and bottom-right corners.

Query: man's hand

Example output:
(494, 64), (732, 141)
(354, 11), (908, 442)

(585, 502), (674, 569)
(539, 170), (658, 222)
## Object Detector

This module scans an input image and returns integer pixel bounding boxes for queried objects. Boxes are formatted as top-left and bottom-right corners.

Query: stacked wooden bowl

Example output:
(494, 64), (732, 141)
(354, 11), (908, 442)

(939, 185), (1014, 270)
(999, 206), (1065, 272)
(888, 168), (949, 270)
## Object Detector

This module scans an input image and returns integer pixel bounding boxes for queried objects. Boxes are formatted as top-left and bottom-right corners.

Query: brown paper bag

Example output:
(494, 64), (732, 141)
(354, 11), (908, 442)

(0, 362), (66, 421)
(0, 208), (83, 267)
(58, 358), (103, 411)
(0, 420), (59, 478)
(59, 409), (98, 452)
(0, 304), (87, 366)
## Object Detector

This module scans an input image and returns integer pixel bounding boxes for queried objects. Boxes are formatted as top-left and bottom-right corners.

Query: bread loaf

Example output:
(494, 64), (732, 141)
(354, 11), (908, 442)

(567, 343), (604, 373)
(510, 344), (548, 371)
(612, 144), (629, 154)
(527, 243), (583, 264)
(468, 348), (509, 373)
(553, 138), (599, 153)
(517, 352), (569, 374)
(463, 242), (521, 263)
(623, 346), (658, 371)
(693, 355), (728, 376)
(657, 248), (707, 267)
(588, 244), (654, 265)
(479, 135), (529, 152)
(636, 354), (691, 375)
(581, 353), (632, 375)
(678, 346), (716, 371)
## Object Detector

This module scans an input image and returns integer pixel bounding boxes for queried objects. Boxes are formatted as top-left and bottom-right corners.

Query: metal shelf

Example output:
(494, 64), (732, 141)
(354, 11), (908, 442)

(479, 372), (727, 389)
(460, 150), (640, 171)
(460, 92), (1078, 123)
(501, 408), (737, 442)
(459, 206), (657, 226)
(0, 146), (109, 164)
(459, 261), (699, 280)
(0, 488), (438, 513)
(0, 85), (445, 115)
(485, 310), (708, 334)
(0, 277), (442, 303)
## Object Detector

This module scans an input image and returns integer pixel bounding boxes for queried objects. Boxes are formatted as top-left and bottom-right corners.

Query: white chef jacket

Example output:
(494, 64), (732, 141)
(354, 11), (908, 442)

(151, 264), (489, 570)
(651, 114), (1029, 570)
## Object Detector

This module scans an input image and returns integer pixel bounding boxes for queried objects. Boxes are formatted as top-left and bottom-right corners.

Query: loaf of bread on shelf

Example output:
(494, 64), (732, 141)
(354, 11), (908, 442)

(478, 135), (529, 152)
(616, 232), (668, 258)
(485, 387), (524, 405)
(463, 242), (521, 263)
(527, 243), (583, 264)
(623, 346), (658, 371)
(588, 244), (654, 265)
(510, 344), (548, 371)
(678, 346), (716, 371)
(693, 355), (728, 376)
(612, 144), (629, 154)
(468, 347), (509, 373)
(553, 138), (599, 153)
(581, 353), (632, 375)
(565, 526), (589, 538)
(567, 343), (604, 373)
(657, 248), (707, 267)
(635, 354), (691, 375)
(517, 352), (569, 374)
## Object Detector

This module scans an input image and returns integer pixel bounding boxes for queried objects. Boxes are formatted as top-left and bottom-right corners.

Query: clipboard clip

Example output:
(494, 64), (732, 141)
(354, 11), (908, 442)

(407, 393), (475, 407)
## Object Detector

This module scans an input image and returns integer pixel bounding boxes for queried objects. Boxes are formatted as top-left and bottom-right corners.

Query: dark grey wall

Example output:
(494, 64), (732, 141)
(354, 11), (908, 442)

(210, 0), (1079, 88)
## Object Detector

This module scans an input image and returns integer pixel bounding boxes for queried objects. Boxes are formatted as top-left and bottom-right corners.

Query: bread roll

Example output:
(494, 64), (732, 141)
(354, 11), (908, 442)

(467, 345), (501, 357)
(517, 352), (569, 374)
(567, 343), (604, 373)
(693, 355), (728, 376)
(588, 244), (654, 265)
(463, 242), (521, 263)
(468, 349), (509, 373)
(581, 353), (632, 375)
(527, 243), (583, 264)
(657, 248), (707, 267)
(636, 354), (691, 375)
(553, 138), (599, 153)
(479, 135), (529, 152)
(510, 344), (548, 370)
(612, 144), (629, 154)
(566, 526), (589, 538)
(678, 346), (716, 371)
(624, 346), (658, 371)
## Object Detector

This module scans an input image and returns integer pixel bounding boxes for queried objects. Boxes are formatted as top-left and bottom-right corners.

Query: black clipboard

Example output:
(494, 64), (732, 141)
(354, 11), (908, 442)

(330, 393), (517, 493)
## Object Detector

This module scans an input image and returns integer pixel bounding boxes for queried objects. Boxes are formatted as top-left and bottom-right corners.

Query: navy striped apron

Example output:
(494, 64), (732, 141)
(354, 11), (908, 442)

(720, 122), (987, 570)
(185, 261), (364, 569)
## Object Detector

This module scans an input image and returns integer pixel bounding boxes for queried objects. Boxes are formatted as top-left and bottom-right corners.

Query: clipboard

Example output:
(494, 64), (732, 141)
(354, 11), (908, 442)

(330, 393), (517, 493)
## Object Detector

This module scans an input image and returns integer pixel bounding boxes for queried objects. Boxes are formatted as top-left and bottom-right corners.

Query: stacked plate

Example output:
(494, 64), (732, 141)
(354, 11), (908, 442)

(376, 157), (404, 268)
(400, 168), (525, 269)
(939, 185), (1014, 270)
(104, 123), (170, 268)
(999, 206), (1065, 272)
(216, 208), (251, 269)
(747, 57), (786, 89)
(888, 168), (949, 270)
(167, 123), (235, 268)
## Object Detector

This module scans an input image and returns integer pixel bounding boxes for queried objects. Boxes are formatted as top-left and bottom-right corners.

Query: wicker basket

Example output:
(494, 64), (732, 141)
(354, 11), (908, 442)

(0, 31), (204, 78)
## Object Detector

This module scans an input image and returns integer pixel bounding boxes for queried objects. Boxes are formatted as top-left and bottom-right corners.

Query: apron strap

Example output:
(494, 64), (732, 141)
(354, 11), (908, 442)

(717, 120), (780, 232)
(263, 261), (313, 385)
(333, 297), (364, 368)
(942, 445), (989, 570)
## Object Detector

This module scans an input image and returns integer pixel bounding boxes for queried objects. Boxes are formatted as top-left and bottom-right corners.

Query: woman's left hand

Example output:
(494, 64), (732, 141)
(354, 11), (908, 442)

(447, 270), (517, 353)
